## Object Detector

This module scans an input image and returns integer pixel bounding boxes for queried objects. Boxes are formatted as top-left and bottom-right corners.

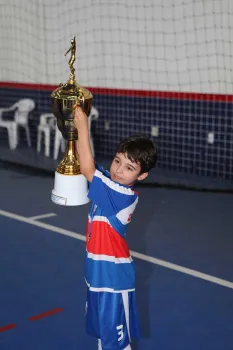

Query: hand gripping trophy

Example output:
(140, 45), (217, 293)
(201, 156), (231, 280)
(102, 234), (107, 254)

(51, 36), (93, 206)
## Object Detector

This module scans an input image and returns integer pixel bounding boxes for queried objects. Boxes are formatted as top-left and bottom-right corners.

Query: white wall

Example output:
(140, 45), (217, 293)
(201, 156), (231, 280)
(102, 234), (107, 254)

(0, 0), (233, 94)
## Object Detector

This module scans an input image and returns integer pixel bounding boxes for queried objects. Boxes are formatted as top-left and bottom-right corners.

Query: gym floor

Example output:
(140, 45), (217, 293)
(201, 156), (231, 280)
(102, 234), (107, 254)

(0, 167), (233, 350)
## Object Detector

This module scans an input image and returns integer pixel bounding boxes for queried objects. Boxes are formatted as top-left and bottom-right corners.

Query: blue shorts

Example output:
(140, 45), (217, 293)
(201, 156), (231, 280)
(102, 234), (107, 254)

(86, 288), (141, 350)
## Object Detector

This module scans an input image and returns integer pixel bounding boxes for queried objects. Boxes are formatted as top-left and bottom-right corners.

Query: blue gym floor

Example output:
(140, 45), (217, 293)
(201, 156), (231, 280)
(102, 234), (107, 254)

(0, 167), (233, 350)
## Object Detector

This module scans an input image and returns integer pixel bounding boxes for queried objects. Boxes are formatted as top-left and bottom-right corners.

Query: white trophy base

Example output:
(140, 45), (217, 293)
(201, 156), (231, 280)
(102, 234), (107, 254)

(51, 171), (90, 206)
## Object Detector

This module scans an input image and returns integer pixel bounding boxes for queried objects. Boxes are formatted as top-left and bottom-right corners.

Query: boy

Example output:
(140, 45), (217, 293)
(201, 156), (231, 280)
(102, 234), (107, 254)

(74, 106), (157, 350)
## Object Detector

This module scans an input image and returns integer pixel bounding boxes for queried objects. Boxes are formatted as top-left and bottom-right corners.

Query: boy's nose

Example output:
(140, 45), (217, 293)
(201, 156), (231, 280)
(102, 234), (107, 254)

(116, 165), (123, 173)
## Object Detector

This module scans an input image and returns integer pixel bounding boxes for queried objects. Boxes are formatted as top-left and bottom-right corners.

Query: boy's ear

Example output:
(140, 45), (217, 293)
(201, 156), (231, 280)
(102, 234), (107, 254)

(137, 172), (148, 181)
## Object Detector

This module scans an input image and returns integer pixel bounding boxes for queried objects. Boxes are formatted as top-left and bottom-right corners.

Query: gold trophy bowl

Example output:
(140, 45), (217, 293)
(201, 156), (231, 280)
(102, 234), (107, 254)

(51, 36), (93, 206)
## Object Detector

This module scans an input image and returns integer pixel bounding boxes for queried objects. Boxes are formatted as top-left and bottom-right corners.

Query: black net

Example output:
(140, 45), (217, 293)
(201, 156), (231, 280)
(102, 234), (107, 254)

(0, 0), (233, 191)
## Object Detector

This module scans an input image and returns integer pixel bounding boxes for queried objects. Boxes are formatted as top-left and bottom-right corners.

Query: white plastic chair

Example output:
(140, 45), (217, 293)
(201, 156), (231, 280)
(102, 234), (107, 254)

(0, 109), (17, 149)
(88, 106), (99, 158)
(0, 98), (35, 150)
(37, 113), (57, 157)
(53, 105), (99, 160)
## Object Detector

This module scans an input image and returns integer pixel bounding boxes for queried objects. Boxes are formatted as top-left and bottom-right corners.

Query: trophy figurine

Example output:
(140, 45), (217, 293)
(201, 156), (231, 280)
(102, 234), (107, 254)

(51, 36), (93, 206)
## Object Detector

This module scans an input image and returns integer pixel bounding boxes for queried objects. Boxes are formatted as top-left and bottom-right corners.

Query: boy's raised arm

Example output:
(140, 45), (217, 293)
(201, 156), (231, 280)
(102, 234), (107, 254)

(74, 107), (95, 182)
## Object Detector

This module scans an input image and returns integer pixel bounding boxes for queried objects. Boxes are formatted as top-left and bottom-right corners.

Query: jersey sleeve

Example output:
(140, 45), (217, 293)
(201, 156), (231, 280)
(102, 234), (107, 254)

(87, 166), (138, 218)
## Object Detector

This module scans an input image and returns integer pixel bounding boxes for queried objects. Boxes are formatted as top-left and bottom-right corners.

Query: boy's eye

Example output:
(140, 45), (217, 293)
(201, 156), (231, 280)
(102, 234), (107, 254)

(127, 166), (133, 171)
(115, 159), (119, 163)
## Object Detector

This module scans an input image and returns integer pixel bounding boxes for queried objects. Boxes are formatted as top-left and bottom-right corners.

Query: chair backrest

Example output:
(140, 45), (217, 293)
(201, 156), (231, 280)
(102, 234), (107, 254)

(39, 113), (56, 128)
(88, 106), (99, 131)
(90, 106), (99, 121)
(14, 99), (35, 124)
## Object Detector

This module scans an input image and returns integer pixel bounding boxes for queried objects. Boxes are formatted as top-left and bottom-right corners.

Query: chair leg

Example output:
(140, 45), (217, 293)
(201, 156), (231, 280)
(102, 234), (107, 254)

(54, 128), (60, 160)
(37, 128), (42, 153)
(7, 128), (14, 150)
(45, 129), (50, 157)
(61, 139), (66, 152)
(25, 126), (31, 147)
(90, 136), (95, 158)
(9, 123), (18, 150)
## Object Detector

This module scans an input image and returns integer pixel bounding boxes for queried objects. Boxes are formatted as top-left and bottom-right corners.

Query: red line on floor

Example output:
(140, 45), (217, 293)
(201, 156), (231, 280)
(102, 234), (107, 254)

(0, 324), (16, 332)
(28, 308), (64, 321)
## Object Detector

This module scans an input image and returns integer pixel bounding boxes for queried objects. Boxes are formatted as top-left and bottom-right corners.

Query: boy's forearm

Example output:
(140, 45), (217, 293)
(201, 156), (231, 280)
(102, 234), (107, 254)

(77, 124), (95, 182)
(74, 106), (96, 182)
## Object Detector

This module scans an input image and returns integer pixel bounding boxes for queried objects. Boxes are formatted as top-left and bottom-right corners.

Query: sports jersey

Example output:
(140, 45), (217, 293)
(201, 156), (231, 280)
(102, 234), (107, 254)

(85, 165), (139, 292)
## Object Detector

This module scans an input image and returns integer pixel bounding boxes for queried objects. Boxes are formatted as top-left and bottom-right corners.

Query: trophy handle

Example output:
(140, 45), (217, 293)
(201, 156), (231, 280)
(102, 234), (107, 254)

(72, 89), (85, 115)
(72, 89), (85, 132)
(78, 88), (85, 106)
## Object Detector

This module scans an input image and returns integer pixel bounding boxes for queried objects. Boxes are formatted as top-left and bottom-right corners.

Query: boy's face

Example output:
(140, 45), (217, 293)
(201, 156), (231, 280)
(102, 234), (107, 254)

(110, 153), (148, 187)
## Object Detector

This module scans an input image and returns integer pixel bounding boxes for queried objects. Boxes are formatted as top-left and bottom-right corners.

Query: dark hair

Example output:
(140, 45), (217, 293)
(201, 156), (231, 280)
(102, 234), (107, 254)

(116, 134), (157, 173)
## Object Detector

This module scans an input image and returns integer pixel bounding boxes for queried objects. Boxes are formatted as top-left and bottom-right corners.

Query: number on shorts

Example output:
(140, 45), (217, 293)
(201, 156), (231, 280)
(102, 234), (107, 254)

(116, 324), (124, 341)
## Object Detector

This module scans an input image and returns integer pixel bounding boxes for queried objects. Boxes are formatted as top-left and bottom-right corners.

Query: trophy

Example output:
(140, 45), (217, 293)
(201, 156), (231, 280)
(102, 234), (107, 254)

(51, 36), (93, 206)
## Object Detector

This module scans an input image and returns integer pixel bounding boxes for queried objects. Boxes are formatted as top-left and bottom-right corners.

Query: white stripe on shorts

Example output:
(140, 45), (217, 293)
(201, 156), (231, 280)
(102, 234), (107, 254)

(122, 291), (131, 342)
(97, 291), (132, 350)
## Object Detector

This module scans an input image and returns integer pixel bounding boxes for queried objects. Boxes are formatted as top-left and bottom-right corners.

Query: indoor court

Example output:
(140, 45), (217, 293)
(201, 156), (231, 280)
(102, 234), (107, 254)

(0, 167), (232, 350)
(0, 1), (233, 349)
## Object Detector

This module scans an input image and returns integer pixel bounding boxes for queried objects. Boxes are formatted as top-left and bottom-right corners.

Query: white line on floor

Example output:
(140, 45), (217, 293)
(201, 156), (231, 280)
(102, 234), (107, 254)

(29, 213), (57, 220)
(0, 208), (232, 290)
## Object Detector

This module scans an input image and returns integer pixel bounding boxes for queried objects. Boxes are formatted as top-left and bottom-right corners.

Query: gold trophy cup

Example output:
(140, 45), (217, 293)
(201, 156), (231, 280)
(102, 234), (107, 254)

(51, 36), (93, 206)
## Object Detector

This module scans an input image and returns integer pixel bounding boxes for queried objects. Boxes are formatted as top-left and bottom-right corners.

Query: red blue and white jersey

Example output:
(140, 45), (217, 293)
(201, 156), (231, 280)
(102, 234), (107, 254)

(85, 165), (139, 292)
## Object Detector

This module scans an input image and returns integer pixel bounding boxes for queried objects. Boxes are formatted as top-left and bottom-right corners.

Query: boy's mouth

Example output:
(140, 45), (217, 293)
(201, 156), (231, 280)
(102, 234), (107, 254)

(112, 174), (123, 182)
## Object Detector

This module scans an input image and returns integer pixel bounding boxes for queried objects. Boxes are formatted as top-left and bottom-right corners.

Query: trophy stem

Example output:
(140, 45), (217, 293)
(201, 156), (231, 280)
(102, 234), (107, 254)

(56, 140), (81, 175)
(68, 72), (75, 85)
